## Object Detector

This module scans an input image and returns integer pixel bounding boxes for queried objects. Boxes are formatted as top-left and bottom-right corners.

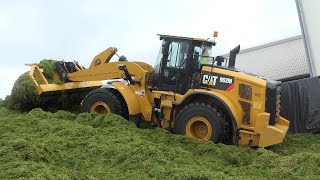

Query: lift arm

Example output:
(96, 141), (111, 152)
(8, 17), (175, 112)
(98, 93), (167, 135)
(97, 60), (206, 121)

(89, 47), (117, 68)
(68, 61), (149, 83)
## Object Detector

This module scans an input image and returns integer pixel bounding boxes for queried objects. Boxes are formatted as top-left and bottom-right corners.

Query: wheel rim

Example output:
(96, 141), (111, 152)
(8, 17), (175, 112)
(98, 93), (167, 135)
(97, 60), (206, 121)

(186, 116), (212, 141)
(90, 101), (111, 114)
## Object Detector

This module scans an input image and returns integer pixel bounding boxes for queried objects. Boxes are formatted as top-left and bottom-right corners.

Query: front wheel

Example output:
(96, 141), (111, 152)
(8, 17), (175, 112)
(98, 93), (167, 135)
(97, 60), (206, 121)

(82, 88), (128, 119)
(174, 102), (226, 143)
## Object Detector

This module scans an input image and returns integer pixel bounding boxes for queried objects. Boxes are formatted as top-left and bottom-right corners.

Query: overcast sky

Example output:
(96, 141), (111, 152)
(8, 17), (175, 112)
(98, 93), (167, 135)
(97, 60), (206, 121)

(0, 0), (301, 99)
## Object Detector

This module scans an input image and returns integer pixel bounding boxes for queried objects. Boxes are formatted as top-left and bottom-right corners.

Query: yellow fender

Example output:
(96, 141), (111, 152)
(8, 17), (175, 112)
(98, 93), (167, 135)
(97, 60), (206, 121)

(178, 90), (241, 144)
(182, 90), (241, 126)
(112, 81), (141, 116)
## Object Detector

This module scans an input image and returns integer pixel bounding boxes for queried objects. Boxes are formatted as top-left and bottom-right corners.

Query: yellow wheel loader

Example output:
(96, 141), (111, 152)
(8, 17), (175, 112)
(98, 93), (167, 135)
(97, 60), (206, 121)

(27, 34), (289, 147)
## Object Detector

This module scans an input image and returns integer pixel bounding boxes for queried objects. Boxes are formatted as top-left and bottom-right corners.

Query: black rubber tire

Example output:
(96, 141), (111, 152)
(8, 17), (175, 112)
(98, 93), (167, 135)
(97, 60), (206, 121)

(82, 88), (128, 119)
(174, 102), (226, 143)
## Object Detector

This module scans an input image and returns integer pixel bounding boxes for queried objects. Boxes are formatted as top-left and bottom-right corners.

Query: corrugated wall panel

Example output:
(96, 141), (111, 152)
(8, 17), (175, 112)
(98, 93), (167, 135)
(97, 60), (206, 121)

(228, 36), (310, 80)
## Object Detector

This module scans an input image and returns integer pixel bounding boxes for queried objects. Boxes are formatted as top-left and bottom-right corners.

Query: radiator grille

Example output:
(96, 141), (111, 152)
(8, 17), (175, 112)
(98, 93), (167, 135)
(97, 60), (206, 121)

(239, 83), (252, 100)
(239, 100), (251, 125)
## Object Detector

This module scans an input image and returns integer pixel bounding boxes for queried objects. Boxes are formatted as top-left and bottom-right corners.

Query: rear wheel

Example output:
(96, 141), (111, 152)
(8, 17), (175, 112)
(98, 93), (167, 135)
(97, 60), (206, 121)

(82, 88), (128, 119)
(174, 102), (226, 143)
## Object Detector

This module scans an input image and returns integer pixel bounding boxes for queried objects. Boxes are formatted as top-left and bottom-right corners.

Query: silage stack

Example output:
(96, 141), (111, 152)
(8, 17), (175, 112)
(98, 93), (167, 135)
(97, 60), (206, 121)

(5, 59), (89, 112)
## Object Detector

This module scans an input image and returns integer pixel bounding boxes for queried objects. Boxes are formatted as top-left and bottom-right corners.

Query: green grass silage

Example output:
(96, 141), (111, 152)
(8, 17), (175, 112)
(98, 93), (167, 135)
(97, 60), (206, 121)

(4, 59), (90, 112)
(0, 108), (319, 179)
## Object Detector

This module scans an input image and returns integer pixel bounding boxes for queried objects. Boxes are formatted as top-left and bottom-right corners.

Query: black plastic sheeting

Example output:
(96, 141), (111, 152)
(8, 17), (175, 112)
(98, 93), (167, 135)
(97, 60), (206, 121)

(280, 77), (320, 133)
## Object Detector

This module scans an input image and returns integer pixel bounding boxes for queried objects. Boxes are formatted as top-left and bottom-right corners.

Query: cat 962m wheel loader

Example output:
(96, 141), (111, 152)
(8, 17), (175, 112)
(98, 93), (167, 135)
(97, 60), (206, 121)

(27, 33), (289, 147)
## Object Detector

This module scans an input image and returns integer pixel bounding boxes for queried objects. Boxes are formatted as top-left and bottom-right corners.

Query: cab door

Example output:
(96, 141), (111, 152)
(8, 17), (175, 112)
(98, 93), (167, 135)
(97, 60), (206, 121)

(157, 39), (191, 94)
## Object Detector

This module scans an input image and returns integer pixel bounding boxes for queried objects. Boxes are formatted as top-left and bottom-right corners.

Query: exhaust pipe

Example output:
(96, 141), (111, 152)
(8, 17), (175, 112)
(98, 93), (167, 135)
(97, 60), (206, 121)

(228, 45), (240, 68)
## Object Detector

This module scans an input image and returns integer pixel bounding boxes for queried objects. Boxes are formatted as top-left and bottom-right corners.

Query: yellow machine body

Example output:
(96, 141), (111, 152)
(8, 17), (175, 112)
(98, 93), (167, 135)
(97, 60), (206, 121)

(150, 65), (289, 147)
(27, 64), (102, 95)
(27, 35), (289, 148)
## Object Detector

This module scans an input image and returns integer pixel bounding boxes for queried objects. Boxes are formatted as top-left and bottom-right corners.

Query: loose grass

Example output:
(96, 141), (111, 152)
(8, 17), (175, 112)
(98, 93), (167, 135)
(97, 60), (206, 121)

(0, 108), (319, 179)
(4, 60), (91, 112)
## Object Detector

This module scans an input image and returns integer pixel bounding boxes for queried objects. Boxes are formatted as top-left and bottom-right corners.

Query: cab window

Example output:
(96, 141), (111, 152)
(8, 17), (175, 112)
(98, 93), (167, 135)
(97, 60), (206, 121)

(194, 42), (213, 66)
(166, 41), (189, 69)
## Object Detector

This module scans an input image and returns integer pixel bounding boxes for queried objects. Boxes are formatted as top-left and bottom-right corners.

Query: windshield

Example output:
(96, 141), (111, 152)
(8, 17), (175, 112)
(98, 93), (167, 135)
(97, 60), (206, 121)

(166, 41), (189, 69)
(155, 39), (189, 69)
(154, 40), (165, 70)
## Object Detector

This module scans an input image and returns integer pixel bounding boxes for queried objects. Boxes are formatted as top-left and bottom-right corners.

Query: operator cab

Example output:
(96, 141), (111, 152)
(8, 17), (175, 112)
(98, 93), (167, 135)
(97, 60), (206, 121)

(152, 34), (216, 94)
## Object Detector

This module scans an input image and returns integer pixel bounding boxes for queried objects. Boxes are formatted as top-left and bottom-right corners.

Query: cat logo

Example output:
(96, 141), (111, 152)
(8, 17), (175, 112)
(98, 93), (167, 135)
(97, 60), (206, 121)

(201, 72), (235, 91)
(202, 75), (218, 86)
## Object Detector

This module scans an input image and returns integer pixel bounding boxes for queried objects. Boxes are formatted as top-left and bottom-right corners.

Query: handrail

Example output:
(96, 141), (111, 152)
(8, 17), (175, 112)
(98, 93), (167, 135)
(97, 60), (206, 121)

(174, 55), (215, 94)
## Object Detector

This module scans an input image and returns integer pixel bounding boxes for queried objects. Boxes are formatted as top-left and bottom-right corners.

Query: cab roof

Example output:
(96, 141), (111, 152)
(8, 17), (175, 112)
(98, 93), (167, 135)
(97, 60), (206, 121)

(157, 34), (215, 45)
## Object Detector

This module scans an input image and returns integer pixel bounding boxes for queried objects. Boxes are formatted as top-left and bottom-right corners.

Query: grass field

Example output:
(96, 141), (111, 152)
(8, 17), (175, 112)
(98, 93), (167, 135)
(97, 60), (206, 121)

(0, 107), (319, 179)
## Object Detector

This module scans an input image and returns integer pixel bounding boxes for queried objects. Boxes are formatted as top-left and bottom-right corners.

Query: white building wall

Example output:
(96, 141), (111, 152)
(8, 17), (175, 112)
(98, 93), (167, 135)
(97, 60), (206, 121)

(296, 0), (320, 77)
(231, 36), (309, 80)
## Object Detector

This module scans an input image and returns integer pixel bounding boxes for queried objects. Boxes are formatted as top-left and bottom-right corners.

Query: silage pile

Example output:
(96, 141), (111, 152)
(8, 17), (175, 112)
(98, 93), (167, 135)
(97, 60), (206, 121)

(0, 107), (319, 179)
(2, 60), (89, 112)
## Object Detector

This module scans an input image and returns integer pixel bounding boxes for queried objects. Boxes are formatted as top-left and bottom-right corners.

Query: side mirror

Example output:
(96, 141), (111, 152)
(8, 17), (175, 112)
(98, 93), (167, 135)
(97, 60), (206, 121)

(215, 56), (225, 66)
